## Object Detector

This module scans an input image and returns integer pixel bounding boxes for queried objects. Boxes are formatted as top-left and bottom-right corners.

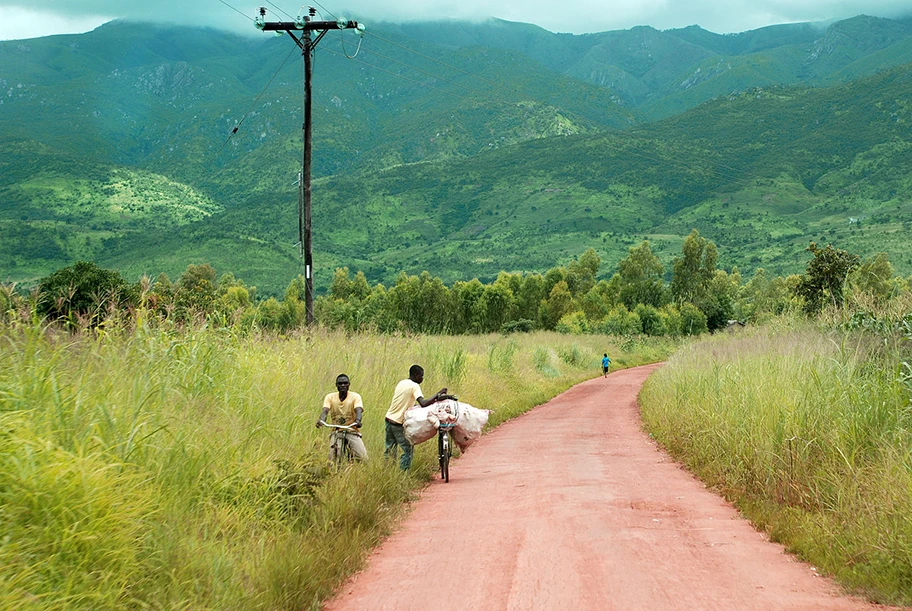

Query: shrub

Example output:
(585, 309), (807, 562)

(555, 311), (589, 335)
(501, 319), (535, 334)
(36, 261), (134, 324)
(679, 302), (708, 335)
(596, 305), (641, 336)
(634, 303), (666, 336)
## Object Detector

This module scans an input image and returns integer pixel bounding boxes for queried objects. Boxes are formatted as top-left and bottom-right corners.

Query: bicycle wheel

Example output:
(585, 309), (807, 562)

(332, 432), (350, 468)
(342, 434), (352, 464)
(438, 430), (450, 482)
(437, 429), (449, 481)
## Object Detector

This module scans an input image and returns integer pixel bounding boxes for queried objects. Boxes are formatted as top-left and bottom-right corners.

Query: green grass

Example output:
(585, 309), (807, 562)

(0, 322), (674, 609)
(639, 317), (912, 604)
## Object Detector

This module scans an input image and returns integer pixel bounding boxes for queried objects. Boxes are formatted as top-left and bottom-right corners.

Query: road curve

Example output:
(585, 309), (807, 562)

(325, 363), (896, 611)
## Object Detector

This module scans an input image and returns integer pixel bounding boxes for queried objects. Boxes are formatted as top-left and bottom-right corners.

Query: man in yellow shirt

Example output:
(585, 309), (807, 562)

(384, 364), (453, 471)
(317, 373), (368, 462)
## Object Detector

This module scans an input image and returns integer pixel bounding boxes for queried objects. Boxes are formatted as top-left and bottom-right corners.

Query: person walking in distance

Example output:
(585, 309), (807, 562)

(317, 373), (368, 462)
(384, 364), (454, 471)
(602, 353), (611, 378)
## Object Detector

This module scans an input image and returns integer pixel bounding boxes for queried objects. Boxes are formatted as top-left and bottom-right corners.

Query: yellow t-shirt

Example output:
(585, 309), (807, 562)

(323, 391), (363, 426)
(384, 379), (423, 424)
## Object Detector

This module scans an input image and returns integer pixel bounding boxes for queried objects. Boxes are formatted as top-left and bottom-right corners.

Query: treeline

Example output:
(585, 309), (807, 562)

(2, 230), (909, 335)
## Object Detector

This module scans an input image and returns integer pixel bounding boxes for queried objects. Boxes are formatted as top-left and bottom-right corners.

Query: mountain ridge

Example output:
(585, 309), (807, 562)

(1, 16), (911, 293)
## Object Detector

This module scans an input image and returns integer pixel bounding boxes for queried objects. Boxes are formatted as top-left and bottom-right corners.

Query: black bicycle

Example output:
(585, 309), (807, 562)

(437, 422), (456, 482)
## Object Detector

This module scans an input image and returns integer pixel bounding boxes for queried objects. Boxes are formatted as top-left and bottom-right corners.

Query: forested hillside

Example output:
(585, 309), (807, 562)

(1, 16), (911, 294)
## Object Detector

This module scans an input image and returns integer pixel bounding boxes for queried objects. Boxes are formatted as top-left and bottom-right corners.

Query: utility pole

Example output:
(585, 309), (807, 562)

(255, 7), (364, 325)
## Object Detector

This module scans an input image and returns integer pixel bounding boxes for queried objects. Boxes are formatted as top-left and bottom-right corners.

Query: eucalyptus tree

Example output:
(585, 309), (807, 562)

(614, 240), (667, 309)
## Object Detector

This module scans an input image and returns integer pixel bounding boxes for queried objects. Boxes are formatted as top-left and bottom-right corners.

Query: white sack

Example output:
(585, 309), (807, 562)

(403, 407), (439, 445)
(452, 402), (490, 452)
(431, 399), (459, 425)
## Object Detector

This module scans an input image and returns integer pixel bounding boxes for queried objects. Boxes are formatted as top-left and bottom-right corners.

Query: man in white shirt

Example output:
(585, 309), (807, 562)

(384, 364), (453, 470)
(317, 373), (368, 462)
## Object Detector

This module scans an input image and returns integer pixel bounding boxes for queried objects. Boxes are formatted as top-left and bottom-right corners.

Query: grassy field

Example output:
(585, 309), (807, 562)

(639, 315), (912, 605)
(0, 322), (674, 610)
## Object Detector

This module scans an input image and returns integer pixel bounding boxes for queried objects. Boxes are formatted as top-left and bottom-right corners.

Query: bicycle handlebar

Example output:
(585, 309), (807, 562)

(318, 421), (360, 431)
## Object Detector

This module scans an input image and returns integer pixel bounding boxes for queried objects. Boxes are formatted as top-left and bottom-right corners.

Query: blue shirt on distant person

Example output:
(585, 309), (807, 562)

(601, 354), (611, 377)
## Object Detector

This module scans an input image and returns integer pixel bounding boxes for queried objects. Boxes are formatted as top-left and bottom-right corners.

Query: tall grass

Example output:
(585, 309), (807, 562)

(640, 318), (912, 604)
(0, 323), (674, 609)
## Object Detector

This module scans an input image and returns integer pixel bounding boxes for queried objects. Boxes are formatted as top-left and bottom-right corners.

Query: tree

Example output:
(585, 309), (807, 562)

(566, 248), (600, 297)
(281, 276), (306, 329)
(175, 263), (218, 319)
(539, 280), (573, 330)
(678, 302), (708, 335)
(386, 272), (450, 333)
(451, 278), (485, 333)
(738, 268), (793, 322)
(579, 282), (613, 322)
(614, 240), (666, 308)
(794, 242), (860, 314)
(700, 270), (738, 332)
(849, 252), (896, 303)
(515, 274), (546, 323)
(671, 229), (717, 305)
(37, 260), (132, 324)
(634, 303), (666, 336)
(473, 283), (514, 333)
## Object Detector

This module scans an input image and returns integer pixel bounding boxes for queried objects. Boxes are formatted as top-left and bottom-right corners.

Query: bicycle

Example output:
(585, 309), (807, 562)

(436, 398), (459, 483)
(318, 421), (361, 467)
(437, 422), (456, 482)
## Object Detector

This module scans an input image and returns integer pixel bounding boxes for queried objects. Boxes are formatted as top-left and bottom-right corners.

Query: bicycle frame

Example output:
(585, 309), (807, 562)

(318, 421), (361, 466)
(438, 422), (456, 482)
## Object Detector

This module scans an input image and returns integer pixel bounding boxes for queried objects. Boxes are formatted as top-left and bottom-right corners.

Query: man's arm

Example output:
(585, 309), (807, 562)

(354, 406), (363, 428)
(417, 388), (454, 407)
(316, 406), (329, 427)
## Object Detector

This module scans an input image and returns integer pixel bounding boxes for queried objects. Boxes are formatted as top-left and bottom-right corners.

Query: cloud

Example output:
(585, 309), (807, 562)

(0, 7), (111, 41)
(0, 0), (910, 41)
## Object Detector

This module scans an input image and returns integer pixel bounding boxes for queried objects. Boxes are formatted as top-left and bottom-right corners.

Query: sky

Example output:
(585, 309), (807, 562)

(0, 0), (910, 41)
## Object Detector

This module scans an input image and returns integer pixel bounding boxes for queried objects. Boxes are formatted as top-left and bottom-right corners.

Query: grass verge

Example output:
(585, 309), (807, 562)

(639, 318), (912, 605)
(0, 324), (674, 609)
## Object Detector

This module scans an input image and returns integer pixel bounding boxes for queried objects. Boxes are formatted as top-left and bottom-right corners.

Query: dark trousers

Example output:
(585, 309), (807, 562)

(384, 419), (413, 471)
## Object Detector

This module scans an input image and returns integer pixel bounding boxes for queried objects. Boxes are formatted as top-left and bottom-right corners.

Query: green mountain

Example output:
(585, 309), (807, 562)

(98, 63), (912, 294)
(1, 16), (912, 294)
(385, 15), (912, 118)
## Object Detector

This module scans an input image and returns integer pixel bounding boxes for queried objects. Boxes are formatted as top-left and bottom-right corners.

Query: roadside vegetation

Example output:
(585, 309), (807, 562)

(640, 268), (912, 603)
(4, 233), (911, 607)
(0, 311), (674, 609)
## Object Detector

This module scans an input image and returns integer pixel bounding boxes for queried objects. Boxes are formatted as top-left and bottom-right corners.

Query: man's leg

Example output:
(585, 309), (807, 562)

(391, 424), (413, 471)
(347, 433), (368, 461)
(384, 420), (398, 462)
(400, 437), (413, 470)
(329, 430), (340, 463)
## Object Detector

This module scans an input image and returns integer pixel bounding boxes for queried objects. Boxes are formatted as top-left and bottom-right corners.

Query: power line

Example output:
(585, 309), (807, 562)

(215, 0), (252, 21)
(263, 0), (295, 20)
(223, 3), (765, 194)
(213, 43), (299, 160)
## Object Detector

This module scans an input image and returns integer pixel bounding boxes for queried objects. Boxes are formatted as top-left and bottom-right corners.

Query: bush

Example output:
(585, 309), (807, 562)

(501, 319), (535, 334)
(555, 311), (589, 335)
(557, 344), (586, 367)
(37, 261), (134, 324)
(634, 304), (666, 336)
(596, 305), (641, 336)
(659, 304), (683, 337)
(679, 302), (708, 335)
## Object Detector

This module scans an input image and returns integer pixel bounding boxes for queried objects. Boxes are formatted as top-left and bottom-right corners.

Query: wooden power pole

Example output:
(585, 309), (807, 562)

(255, 7), (364, 325)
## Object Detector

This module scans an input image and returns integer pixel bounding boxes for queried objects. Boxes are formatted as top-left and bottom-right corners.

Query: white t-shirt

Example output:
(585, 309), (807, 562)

(384, 378), (423, 424)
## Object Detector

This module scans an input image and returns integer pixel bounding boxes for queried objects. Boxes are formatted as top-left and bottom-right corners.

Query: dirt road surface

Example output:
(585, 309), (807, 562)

(325, 364), (897, 611)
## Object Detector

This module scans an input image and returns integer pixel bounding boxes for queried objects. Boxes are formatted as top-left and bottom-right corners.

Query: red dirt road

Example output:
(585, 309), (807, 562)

(325, 364), (897, 611)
